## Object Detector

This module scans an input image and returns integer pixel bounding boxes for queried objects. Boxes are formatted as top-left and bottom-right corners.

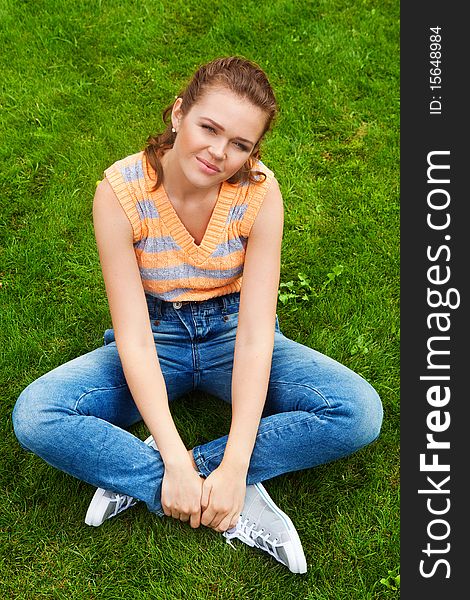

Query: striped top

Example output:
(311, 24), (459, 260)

(104, 151), (275, 302)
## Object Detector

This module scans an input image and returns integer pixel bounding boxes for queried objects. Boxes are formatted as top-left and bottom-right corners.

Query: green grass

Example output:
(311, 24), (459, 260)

(0, 0), (399, 598)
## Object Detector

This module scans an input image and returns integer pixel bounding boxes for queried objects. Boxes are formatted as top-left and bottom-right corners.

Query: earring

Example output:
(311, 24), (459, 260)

(171, 127), (176, 133)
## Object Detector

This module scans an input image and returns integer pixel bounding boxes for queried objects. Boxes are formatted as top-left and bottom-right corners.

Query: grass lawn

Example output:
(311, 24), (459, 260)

(0, 0), (399, 598)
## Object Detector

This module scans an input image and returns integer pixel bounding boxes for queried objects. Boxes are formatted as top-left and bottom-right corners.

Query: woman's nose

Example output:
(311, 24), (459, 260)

(208, 143), (226, 160)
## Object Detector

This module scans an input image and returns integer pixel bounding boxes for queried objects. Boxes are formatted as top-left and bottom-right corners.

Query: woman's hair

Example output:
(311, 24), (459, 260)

(143, 56), (278, 190)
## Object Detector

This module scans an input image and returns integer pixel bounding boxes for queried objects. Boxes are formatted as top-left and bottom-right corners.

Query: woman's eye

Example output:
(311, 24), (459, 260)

(201, 125), (249, 152)
(234, 141), (249, 152)
(201, 124), (216, 133)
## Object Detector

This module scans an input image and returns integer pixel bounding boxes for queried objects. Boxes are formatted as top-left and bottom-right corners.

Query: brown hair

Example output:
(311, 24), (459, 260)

(143, 56), (278, 190)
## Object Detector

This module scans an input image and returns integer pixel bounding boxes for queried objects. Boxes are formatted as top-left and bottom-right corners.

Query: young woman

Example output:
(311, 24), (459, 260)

(12, 56), (383, 575)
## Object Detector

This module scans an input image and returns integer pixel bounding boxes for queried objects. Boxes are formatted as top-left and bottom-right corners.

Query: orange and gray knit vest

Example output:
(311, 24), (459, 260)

(104, 151), (275, 302)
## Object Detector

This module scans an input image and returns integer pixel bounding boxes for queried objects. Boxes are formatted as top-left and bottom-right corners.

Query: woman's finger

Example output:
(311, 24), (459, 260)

(201, 480), (211, 511)
(201, 504), (216, 527)
(189, 509), (201, 529)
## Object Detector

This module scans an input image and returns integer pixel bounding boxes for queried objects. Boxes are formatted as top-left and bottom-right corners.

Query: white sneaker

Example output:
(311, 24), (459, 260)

(223, 482), (307, 574)
(85, 435), (157, 527)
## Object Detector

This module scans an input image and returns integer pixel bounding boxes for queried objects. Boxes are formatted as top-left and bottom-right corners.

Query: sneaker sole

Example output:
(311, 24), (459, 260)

(85, 434), (158, 527)
(254, 482), (307, 574)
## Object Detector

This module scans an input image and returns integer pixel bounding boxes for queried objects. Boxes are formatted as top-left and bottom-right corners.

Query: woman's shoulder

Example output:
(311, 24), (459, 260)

(104, 150), (146, 181)
(101, 151), (148, 243)
(232, 159), (280, 237)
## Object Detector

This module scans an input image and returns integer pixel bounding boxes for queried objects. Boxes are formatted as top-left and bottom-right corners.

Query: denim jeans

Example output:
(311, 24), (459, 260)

(12, 292), (383, 515)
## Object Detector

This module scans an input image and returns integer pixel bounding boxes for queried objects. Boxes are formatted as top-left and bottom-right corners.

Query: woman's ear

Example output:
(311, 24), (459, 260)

(171, 97), (183, 132)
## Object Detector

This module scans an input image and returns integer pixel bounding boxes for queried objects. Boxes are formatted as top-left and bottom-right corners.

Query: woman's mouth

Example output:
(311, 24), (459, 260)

(196, 157), (221, 174)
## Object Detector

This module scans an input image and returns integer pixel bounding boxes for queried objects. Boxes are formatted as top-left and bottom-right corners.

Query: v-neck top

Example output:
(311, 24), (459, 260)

(104, 151), (275, 301)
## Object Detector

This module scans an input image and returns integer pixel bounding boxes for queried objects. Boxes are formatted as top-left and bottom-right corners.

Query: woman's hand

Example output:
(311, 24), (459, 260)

(161, 464), (204, 528)
(200, 463), (246, 532)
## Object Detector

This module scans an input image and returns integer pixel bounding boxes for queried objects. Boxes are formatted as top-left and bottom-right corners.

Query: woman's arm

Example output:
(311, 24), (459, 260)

(93, 179), (203, 527)
(224, 176), (284, 468)
(200, 177), (284, 531)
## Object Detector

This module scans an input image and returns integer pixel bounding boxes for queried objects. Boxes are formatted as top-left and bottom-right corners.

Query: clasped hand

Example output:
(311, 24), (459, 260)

(161, 463), (245, 532)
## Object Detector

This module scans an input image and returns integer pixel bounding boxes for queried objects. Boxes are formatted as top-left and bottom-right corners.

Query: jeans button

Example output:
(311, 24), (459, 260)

(173, 301), (182, 310)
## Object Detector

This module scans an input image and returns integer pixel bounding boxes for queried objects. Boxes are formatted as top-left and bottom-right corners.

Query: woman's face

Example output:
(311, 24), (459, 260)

(169, 87), (268, 189)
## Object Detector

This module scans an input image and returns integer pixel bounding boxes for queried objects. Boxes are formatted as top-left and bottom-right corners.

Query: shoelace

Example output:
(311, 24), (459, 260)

(223, 517), (285, 564)
(110, 494), (137, 518)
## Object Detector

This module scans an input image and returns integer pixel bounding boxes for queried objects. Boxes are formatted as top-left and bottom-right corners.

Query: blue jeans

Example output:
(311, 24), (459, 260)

(12, 292), (383, 515)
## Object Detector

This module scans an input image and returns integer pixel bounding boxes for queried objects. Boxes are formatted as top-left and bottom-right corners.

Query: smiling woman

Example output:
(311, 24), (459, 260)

(12, 56), (383, 576)
(163, 89), (266, 185)
(145, 56), (278, 191)
(158, 88), (268, 242)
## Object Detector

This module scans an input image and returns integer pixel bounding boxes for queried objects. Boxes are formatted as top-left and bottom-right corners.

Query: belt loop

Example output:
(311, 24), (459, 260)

(155, 298), (162, 319)
(146, 294), (158, 320)
(220, 294), (228, 315)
